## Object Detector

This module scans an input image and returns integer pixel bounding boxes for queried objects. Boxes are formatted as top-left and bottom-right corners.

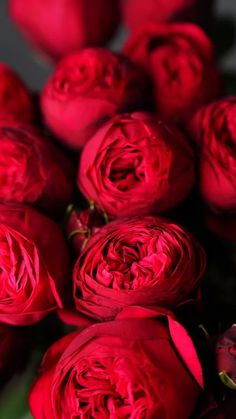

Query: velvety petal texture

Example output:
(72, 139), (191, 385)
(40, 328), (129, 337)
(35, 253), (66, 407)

(0, 121), (75, 214)
(41, 49), (149, 149)
(9, 0), (120, 61)
(78, 112), (195, 217)
(124, 23), (220, 123)
(0, 63), (34, 122)
(0, 204), (70, 325)
(29, 307), (203, 419)
(189, 98), (236, 212)
(73, 216), (206, 320)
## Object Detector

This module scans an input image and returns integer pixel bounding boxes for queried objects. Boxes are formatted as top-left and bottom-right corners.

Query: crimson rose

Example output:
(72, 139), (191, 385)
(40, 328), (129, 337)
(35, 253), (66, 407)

(189, 98), (236, 213)
(9, 0), (120, 61)
(121, 0), (214, 30)
(41, 48), (149, 149)
(72, 216), (206, 321)
(0, 121), (75, 214)
(78, 112), (195, 217)
(29, 307), (203, 419)
(0, 204), (69, 325)
(0, 63), (34, 122)
(124, 23), (220, 123)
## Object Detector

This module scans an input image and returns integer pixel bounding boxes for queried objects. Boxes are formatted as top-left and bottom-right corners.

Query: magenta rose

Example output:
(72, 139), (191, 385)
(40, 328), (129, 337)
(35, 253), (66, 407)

(72, 216), (206, 321)
(78, 112), (195, 218)
(29, 307), (203, 418)
(0, 204), (70, 325)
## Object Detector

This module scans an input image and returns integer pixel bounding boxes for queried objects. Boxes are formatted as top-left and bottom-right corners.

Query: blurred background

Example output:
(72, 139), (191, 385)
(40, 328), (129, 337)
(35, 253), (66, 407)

(0, 0), (236, 90)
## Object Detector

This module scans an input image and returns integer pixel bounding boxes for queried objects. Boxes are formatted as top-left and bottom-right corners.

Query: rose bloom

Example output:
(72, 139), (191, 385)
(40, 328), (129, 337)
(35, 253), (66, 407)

(124, 23), (220, 123)
(78, 112), (195, 217)
(189, 98), (236, 213)
(9, 0), (120, 61)
(0, 121), (75, 214)
(216, 324), (236, 390)
(29, 306), (203, 419)
(0, 204), (69, 325)
(41, 48), (149, 149)
(72, 216), (206, 321)
(121, 0), (214, 30)
(66, 204), (106, 255)
(0, 63), (34, 122)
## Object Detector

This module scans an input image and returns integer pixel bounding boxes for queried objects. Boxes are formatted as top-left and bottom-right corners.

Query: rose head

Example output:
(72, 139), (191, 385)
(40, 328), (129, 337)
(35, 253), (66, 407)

(66, 204), (106, 255)
(9, 0), (120, 61)
(124, 23), (220, 123)
(0, 122), (75, 214)
(217, 324), (236, 390)
(78, 112), (195, 217)
(121, 0), (214, 30)
(29, 307), (203, 419)
(72, 216), (206, 321)
(41, 48), (149, 149)
(189, 98), (236, 212)
(0, 63), (34, 122)
(0, 204), (70, 325)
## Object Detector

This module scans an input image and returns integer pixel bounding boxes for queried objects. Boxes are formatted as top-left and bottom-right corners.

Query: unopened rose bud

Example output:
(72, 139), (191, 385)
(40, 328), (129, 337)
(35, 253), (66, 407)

(66, 204), (106, 255)
(217, 324), (236, 390)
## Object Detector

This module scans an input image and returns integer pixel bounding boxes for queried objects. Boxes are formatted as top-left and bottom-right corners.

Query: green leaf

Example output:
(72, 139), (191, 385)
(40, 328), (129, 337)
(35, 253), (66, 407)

(219, 371), (236, 391)
(0, 369), (33, 419)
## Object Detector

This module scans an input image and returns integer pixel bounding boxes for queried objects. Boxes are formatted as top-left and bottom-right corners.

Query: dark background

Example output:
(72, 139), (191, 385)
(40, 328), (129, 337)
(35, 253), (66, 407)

(0, 0), (236, 90)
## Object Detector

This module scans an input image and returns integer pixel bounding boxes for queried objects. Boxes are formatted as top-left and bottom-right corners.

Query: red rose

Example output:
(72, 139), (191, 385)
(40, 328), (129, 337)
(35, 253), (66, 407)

(0, 324), (27, 385)
(66, 204), (106, 255)
(121, 0), (214, 30)
(41, 48), (149, 149)
(78, 112), (195, 217)
(29, 307), (203, 419)
(72, 216), (206, 321)
(124, 23), (220, 123)
(216, 324), (236, 390)
(0, 63), (34, 122)
(0, 122), (75, 214)
(0, 204), (69, 325)
(189, 98), (236, 213)
(9, 0), (120, 61)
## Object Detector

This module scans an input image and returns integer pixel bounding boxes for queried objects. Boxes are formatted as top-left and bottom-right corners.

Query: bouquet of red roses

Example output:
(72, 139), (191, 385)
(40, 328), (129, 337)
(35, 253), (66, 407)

(0, 0), (235, 418)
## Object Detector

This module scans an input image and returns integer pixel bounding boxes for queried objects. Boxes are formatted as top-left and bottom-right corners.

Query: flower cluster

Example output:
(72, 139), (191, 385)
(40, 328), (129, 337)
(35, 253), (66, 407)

(0, 0), (234, 417)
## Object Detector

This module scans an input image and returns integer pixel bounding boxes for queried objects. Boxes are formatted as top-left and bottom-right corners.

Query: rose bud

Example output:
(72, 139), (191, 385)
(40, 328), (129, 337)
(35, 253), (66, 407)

(72, 216), (206, 321)
(0, 324), (27, 385)
(189, 98), (236, 213)
(121, 0), (214, 30)
(41, 48), (150, 149)
(0, 121), (75, 215)
(78, 112), (195, 218)
(9, 0), (120, 61)
(124, 23), (220, 123)
(66, 204), (106, 255)
(0, 63), (34, 122)
(29, 307), (203, 419)
(216, 325), (236, 390)
(0, 203), (70, 325)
